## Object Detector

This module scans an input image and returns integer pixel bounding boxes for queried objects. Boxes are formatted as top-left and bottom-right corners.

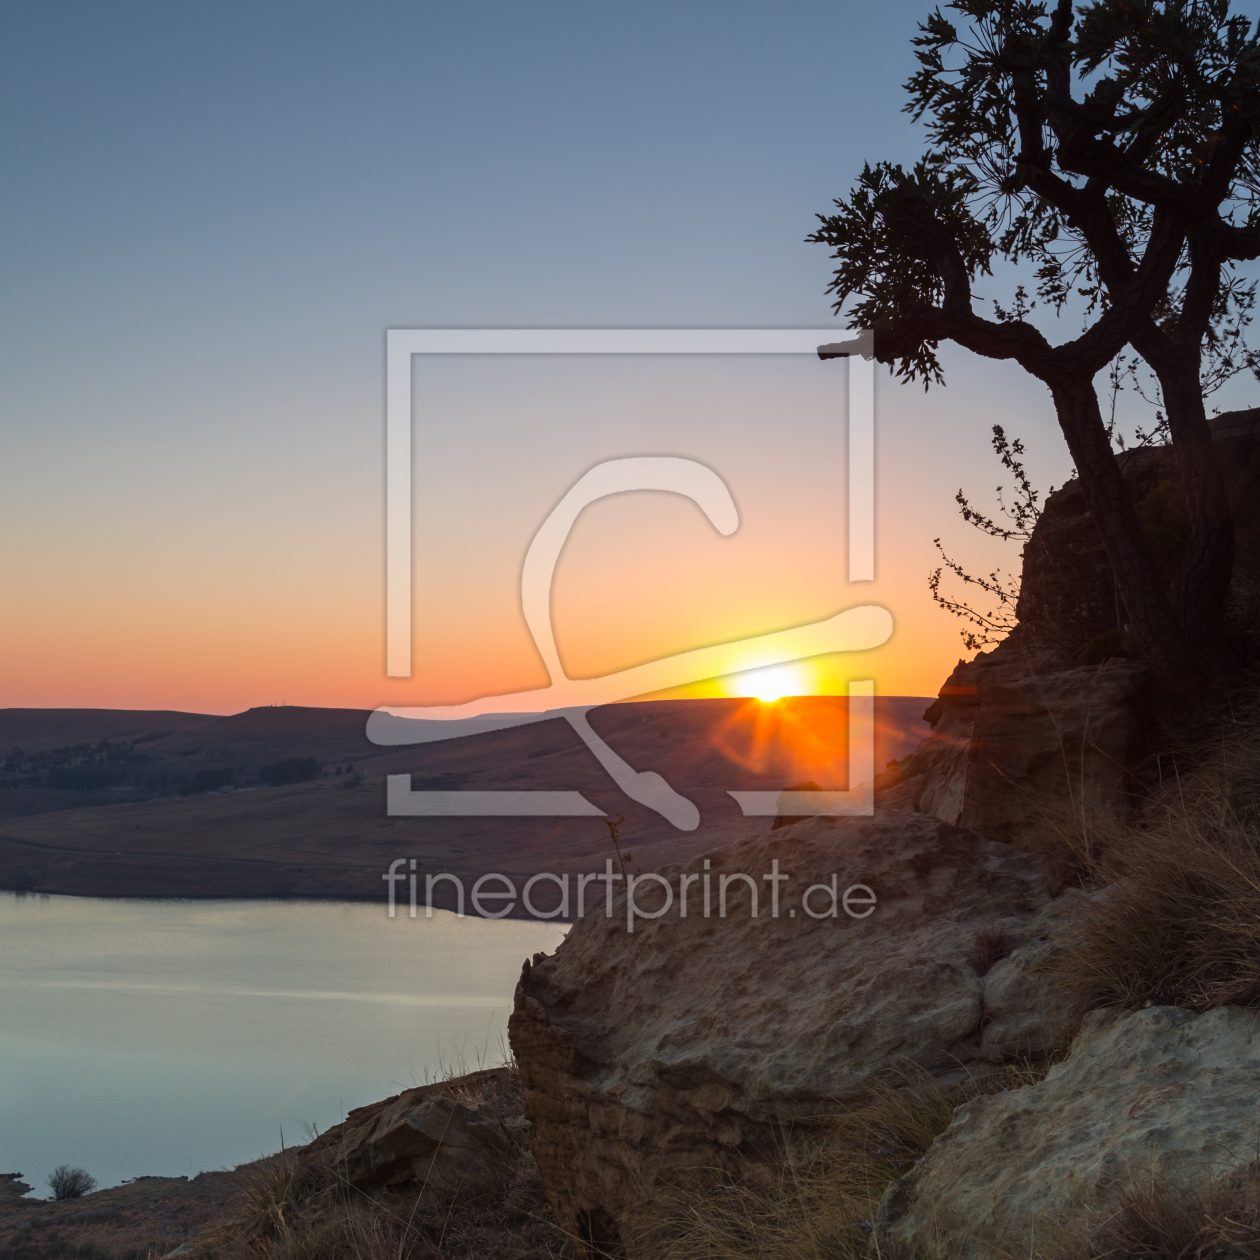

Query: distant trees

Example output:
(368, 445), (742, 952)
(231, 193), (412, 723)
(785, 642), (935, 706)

(45, 766), (124, 791)
(186, 767), (236, 795)
(259, 757), (320, 786)
(47, 1166), (95, 1201)
(4, 739), (155, 787)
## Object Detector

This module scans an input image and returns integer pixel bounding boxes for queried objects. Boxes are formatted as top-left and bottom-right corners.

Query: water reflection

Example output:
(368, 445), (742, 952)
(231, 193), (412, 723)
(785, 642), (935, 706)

(0, 893), (566, 1192)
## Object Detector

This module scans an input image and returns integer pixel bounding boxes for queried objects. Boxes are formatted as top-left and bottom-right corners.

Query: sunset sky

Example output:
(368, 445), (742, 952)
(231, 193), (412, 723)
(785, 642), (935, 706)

(5, 1), (1258, 716)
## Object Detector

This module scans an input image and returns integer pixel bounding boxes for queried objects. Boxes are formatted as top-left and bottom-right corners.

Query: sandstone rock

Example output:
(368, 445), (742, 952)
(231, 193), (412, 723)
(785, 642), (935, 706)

(874, 767), (923, 812)
(1008, 408), (1260, 661)
(876, 1004), (1260, 1260)
(509, 811), (1081, 1258)
(503, 1116), (533, 1148)
(902, 653), (1150, 842)
(770, 780), (822, 829)
(891, 408), (1260, 841)
(303, 1067), (511, 1187)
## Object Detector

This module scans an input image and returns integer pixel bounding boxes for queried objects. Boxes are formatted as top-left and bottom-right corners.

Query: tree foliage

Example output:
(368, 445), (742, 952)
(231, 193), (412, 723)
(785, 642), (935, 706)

(811, 0), (1260, 717)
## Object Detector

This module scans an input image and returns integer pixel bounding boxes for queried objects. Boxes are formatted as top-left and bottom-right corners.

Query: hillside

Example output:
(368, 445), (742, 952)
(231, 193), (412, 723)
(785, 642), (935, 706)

(0, 697), (931, 911)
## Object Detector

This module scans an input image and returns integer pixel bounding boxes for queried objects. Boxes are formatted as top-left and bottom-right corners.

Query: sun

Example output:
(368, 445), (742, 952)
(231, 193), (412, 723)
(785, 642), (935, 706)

(733, 663), (806, 704)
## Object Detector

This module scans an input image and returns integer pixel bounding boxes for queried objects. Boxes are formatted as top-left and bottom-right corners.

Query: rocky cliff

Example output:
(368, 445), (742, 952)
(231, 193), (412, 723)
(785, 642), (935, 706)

(509, 812), (1082, 1256)
(505, 410), (1260, 1259)
(890, 408), (1260, 842)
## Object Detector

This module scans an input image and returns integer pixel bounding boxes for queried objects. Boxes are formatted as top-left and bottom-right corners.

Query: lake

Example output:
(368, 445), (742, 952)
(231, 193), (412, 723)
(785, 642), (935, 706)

(0, 893), (567, 1193)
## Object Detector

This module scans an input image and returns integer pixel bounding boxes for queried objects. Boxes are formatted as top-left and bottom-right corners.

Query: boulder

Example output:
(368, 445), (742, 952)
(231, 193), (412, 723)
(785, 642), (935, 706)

(303, 1067), (511, 1187)
(509, 811), (1081, 1258)
(900, 653), (1150, 842)
(876, 1004), (1260, 1260)
(770, 779), (822, 829)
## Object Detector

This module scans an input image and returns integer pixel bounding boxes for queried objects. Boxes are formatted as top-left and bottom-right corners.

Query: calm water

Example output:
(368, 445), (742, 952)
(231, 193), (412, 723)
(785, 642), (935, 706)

(0, 893), (566, 1193)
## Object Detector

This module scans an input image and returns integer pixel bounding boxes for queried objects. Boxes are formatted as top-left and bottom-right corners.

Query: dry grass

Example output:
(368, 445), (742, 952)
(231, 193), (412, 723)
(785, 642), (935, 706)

(970, 921), (1013, 976)
(195, 1065), (566, 1260)
(1056, 1164), (1260, 1260)
(1026, 704), (1260, 1015)
(638, 1059), (1053, 1260)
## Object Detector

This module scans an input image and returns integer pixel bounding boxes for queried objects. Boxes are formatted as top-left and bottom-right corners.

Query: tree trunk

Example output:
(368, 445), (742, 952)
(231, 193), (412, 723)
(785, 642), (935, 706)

(1048, 377), (1206, 721)
(1128, 327), (1235, 671)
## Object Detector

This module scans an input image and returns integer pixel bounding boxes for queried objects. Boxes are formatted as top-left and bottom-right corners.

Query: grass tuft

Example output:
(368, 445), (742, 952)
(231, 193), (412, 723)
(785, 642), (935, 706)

(1046, 703), (1260, 1014)
(970, 922), (1013, 976)
(1076, 1164), (1260, 1260)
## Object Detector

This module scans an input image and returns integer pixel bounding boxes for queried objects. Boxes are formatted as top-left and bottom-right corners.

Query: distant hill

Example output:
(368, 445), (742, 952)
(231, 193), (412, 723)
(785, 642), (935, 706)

(0, 697), (932, 913)
(0, 705), (382, 820)
(0, 707), (211, 746)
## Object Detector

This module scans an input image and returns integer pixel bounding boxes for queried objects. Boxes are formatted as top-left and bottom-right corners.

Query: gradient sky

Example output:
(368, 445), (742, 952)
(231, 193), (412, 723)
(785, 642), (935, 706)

(4, 0), (1258, 715)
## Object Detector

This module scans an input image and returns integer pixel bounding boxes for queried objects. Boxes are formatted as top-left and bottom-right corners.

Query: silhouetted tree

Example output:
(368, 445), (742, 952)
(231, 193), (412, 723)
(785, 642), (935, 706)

(811, 0), (1260, 729)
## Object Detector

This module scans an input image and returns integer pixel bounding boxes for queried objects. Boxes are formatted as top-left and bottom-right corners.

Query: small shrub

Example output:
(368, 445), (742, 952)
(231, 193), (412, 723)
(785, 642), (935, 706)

(208, 1063), (564, 1260)
(47, 1165), (96, 1200)
(1073, 627), (1137, 668)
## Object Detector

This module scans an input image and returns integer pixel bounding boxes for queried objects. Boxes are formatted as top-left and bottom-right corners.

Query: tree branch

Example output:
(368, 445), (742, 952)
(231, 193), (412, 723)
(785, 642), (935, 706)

(874, 305), (1054, 377)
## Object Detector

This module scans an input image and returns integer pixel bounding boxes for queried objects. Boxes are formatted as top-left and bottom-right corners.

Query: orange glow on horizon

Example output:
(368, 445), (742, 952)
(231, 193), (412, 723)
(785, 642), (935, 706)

(708, 696), (849, 784)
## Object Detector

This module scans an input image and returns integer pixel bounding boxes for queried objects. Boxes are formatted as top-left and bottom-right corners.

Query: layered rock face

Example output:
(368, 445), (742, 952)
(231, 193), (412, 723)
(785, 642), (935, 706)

(509, 812), (1079, 1257)
(877, 1004), (1260, 1259)
(889, 408), (1260, 840)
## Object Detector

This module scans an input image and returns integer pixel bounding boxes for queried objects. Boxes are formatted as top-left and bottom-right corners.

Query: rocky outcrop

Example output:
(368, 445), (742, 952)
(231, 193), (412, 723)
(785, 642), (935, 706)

(502, 412), (1260, 1257)
(895, 653), (1149, 841)
(876, 1004), (1260, 1260)
(509, 811), (1082, 1257)
(885, 408), (1260, 840)
(1009, 407), (1260, 661)
(303, 1068), (512, 1187)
